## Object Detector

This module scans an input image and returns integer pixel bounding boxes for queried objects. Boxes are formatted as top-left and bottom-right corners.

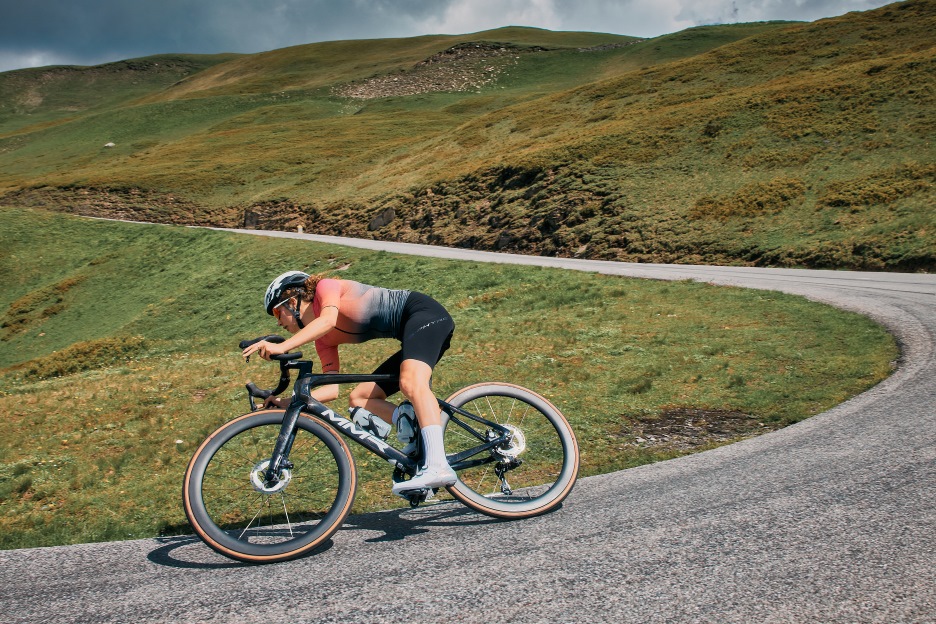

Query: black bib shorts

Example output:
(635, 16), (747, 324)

(371, 292), (455, 397)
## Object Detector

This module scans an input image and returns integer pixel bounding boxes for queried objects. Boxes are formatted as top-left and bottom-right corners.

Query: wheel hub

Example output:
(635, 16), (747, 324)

(498, 424), (526, 458)
(250, 459), (291, 494)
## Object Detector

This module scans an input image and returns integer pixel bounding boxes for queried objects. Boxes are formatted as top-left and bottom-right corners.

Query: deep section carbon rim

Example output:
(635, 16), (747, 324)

(443, 383), (578, 518)
(184, 411), (355, 563)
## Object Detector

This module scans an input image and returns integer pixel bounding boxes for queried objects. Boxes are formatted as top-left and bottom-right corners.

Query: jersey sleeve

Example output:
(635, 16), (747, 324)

(314, 278), (342, 311)
(315, 341), (340, 373)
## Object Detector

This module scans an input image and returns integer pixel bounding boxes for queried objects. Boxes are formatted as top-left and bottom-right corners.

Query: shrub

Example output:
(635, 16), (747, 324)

(1, 277), (86, 338)
(818, 163), (935, 209)
(19, 336), (147, 381)
(690, 177), (807, 220)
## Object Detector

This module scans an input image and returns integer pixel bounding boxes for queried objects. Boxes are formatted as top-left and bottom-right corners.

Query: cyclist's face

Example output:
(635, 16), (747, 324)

(273, 299), (300, 332)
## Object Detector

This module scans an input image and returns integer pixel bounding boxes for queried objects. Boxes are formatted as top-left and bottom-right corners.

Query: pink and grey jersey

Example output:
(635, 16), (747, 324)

(312, 278), (411, 371)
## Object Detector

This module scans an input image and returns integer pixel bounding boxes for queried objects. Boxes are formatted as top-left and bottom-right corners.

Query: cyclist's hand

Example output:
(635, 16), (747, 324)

(263, 395), (287, 409)
(242, 340), (286, 362)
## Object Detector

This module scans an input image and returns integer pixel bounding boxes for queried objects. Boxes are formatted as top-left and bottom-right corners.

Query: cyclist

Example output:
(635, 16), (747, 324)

(242, 271), (457, 496)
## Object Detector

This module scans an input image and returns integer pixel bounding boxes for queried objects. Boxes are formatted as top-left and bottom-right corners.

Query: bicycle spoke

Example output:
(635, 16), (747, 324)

(484, 395), (497, 423)
(236, 493), (268, 540)
(504, 398), (517, 426)
(283, 493), (299, 537)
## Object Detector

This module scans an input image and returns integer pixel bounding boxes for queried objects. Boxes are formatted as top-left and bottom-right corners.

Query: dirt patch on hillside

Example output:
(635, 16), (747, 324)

(618, 408), (775, 451)
(1, 276), (86, 340)
(333, 40), (641, 100)
(333, 42), (546, 100)
(0, 186), (238, 227)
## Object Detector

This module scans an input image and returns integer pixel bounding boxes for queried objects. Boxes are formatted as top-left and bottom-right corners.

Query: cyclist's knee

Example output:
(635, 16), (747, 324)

(398, 360), (432, 400)
(399, 375), (430, 401)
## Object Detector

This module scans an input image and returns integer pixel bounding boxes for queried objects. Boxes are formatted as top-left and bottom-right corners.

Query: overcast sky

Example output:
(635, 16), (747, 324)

(0, 0), (898, 73)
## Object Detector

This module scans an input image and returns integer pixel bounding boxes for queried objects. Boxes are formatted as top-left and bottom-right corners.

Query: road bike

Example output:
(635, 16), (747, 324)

(183, 336), (580, 563)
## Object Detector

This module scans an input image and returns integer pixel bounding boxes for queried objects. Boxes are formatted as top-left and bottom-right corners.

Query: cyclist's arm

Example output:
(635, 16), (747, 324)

(244, 305), (339, 362)
(277, 304), (339, 353)
(310, 341), (340, 403)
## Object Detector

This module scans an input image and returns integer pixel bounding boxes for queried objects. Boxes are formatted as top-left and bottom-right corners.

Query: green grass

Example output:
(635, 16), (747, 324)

(3, 3), (930, 269)
(0, 208), (897, 548)
(0, 54), (240, 135)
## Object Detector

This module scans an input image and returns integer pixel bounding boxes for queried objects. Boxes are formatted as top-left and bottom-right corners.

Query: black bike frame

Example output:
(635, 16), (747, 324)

(255, 355), (512, 485)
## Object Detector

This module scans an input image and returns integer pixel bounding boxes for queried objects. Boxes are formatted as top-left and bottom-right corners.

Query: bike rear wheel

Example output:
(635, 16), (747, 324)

(183, 410), (356, 563)
(442, 383), (579, 519)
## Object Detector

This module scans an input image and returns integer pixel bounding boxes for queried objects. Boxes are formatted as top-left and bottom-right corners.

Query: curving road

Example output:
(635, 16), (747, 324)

(2, 230), (934, 623)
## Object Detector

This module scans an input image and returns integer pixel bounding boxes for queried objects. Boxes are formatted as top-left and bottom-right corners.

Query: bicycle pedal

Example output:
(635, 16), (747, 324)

(396, 486), (429, 496)
(403, 489), (428, 507)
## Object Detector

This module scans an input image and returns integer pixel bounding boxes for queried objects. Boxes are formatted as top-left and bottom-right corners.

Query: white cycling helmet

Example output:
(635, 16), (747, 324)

(264, 271), (310, 315)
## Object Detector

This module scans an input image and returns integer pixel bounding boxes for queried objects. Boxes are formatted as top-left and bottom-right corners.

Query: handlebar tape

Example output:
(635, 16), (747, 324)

(239, 335), (286, 349)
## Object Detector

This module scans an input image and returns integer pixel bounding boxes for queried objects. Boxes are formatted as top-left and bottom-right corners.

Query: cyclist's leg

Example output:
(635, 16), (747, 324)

(348, 352), (402, 424)
(397, 298), (453, 432)
(393, 298), (456, 493)
(399, 359), (441, 427)
(348, 382), (395, 423)
(396, 293), (453, 424)
(393, 359), (456, 493)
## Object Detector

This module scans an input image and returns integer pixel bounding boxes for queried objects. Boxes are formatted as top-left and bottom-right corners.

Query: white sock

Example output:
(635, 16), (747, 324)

(420, 425), (449, 470)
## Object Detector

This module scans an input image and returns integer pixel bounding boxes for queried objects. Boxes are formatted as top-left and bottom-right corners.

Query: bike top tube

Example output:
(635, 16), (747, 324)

(241, 332), (400, 396)
(303, 371), (398, 390)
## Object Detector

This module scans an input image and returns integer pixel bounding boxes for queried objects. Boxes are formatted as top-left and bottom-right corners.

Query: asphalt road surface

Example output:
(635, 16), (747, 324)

(3, 230), (934, 623)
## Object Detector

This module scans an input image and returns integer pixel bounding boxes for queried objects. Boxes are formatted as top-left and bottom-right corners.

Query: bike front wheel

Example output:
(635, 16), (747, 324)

(183, 410), (356, 564)
(442, 383), (579, 519)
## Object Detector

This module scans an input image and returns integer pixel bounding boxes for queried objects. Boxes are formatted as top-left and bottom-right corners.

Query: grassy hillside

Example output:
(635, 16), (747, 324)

(0, 1), (933, 270)
(0, 54), (240, 135)
(0, 208), (897, 547)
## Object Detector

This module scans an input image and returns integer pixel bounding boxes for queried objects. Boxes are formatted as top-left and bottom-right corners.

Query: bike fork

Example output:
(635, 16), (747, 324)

(264, 402), (301, 484)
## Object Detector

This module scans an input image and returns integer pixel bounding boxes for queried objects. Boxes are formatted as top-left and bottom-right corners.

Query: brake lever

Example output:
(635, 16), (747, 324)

(240, 335), (288, 363)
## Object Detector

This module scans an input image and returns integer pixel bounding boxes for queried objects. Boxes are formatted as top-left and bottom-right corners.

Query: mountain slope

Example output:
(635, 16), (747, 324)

(0, 1), (932, 270)
(0, 54), (239, 135)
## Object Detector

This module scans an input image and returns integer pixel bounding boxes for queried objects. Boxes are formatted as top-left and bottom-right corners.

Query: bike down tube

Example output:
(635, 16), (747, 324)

(297, 371), (417, 469)
(303, 396), (417, 472)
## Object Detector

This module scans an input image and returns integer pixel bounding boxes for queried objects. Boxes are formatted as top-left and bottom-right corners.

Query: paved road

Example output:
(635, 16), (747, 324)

(3, 231), (934, 623)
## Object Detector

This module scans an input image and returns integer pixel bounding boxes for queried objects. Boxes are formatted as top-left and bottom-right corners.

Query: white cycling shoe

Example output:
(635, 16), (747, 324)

(393, 465), (457, 497)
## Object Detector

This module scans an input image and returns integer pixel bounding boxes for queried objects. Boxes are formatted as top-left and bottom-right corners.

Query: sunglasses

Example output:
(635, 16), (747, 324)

(272, 296), (306, 330)
(272, 297), (295, 316)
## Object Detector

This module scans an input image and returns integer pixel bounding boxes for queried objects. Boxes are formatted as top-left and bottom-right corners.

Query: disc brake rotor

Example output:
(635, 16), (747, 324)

(250, 459), (291, 494)
(498, 424), (526, 458)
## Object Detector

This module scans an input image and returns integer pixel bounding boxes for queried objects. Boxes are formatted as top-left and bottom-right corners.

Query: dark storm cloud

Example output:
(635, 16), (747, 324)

(0, 0), (448, 71)
(1, 1), (229, 67)
(0, 0), (899, 73)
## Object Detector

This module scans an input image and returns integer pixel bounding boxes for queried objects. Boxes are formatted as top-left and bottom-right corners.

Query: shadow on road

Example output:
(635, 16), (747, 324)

(341, 499), (502, 543)
(146, 534), (259, 569)
(146, 501), (501, 568)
